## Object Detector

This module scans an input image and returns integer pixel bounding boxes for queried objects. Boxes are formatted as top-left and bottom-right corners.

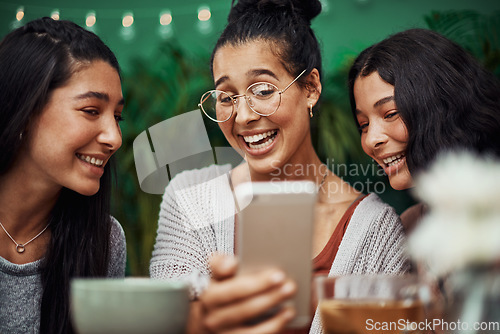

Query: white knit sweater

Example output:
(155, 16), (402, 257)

(150, 164), (410, 333)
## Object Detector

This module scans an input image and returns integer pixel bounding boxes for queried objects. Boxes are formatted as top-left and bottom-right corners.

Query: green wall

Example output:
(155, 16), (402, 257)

(1, 0), (498, 73)
(313, 0), (499, 71)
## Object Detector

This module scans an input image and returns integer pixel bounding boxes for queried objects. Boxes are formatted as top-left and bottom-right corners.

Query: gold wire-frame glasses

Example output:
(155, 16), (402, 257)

(198, 69), (307, 123)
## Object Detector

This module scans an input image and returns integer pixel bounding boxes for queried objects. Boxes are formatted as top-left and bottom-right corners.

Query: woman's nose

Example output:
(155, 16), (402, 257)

(97, 116), (122, 152)
(365, 124), (388, 149)
(234, 95), (260, 125)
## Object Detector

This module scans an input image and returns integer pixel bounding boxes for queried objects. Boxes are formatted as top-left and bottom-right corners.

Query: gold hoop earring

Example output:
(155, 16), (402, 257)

(309, 104), (313, 118)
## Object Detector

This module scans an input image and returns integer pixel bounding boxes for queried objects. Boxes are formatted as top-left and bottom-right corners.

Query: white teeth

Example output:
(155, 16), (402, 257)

(383, 154), (401, 164)
(77, 154), (104, 167)
(243, 130), (277, 144)
(383, 154), (404, 167)
(248, 136), (274, 149)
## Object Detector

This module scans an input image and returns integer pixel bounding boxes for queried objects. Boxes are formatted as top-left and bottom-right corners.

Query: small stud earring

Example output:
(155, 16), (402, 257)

(309, 104), (313, 118)
(19, 131), (23, 140)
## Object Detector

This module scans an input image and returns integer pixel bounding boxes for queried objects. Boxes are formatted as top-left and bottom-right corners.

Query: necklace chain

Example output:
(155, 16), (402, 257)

(0, 221), (50, 254)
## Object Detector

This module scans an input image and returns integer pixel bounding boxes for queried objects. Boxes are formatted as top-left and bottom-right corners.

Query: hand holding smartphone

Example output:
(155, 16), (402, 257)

(235, 181), (317, 328)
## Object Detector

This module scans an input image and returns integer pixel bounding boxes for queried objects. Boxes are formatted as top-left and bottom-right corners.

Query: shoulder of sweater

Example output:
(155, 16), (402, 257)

(108, 216), (127, 277)
(351, 193), (400, 228)
(109, 216), (126, 247)
(358, 193), (395, 212)
(109, 216), (125, 239)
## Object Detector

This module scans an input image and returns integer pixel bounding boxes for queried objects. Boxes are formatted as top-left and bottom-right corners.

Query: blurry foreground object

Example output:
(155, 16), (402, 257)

(70, 278), (189, 334)
(315, 274), (428, 334)
(409, 151), (500, 334)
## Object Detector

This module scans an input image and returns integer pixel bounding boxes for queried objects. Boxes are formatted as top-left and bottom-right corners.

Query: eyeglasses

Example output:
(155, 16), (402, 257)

(198, 69), (307, 123)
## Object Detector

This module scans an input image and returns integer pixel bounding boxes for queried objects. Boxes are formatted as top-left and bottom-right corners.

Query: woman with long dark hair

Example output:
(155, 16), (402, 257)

(0, 17), (126, 334)
(348, 28), (500, 227)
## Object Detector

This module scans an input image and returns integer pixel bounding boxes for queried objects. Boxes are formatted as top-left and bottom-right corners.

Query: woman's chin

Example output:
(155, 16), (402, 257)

(247, 158), (283, 178)
(73, 184), (101, 197)
(389, 176), (413, 191)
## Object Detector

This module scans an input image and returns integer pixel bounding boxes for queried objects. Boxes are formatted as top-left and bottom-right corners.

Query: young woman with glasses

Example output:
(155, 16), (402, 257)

(151, 0), (410, 332)
(0, 17), (126, 334)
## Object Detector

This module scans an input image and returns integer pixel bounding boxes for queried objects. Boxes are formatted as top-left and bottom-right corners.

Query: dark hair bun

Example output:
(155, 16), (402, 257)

(290, 0), (322, 23)
(230, 0), (322, 25)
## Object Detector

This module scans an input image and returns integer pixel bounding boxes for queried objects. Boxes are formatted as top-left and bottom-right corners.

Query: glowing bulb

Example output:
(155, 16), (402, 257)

(51, 10), (60, 20)
(122, 13), (134, 27)
(16, 7), (24, 21)
(198, 7), (211, 21)
(160, 12), (172, 26)
(86, 12), (96, 27)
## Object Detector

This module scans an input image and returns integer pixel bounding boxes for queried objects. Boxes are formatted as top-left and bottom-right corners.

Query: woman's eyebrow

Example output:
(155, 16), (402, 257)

(74, 91), (124, 105)
(247, 68), (278, 81)
(373, 95), (394, 108)
(74, 91), (109, 101)
(214, 69), (279, 89)
(214, 76), (228, 88)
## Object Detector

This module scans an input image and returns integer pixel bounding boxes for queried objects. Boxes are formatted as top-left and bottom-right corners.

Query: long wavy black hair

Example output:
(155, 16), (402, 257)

(211, 0), (323, 92)
(348, 28), (500, 174)
(0, 17), (121, 333)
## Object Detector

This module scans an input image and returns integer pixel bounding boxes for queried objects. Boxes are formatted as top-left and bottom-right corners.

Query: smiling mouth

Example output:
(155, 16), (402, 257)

(76, 153), (104, 167)
(383, 153), (405, 168)
(242, 130), (278, 150)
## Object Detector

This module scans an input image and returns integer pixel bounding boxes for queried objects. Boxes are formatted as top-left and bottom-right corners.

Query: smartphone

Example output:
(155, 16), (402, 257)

(235, 181), (317, 328)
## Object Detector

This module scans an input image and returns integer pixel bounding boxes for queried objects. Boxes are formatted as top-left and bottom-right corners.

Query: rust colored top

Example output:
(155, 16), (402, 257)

(283, 195), (367, 334)
(313, 195), (367, 276)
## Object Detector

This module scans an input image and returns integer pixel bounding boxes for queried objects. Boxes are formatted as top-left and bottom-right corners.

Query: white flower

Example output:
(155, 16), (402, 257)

(408, 150), (500, 276)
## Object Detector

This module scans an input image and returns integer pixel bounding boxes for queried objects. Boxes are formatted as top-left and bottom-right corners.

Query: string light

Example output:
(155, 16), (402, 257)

(122, 12), (134, 28)
(160, 11), (172, 26)
(158, 10), (174, 39)
(121, 12), (135, 41)
(5, 4), (222, 39)
(86, 12), (96, 28)
(51, 9), (60, 20)
(197, 6), (211, 21)
(16, 7), (24, 21)
(196, 5), (212, 34)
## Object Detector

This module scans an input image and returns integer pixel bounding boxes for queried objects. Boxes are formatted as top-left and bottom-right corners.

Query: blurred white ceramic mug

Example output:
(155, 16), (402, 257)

(70, 278), (190, 334)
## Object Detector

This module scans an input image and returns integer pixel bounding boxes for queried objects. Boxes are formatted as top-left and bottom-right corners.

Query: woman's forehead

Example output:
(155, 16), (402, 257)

(213, 40), (288, 81)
